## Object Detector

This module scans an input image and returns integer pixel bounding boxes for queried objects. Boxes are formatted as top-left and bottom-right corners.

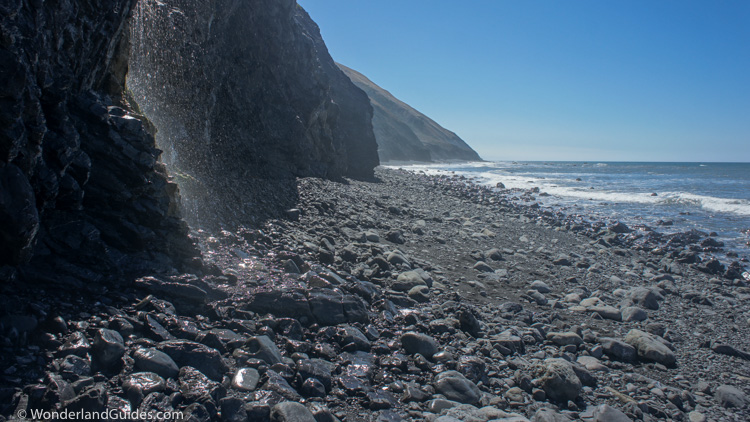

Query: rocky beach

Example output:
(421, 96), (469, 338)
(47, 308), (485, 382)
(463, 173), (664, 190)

(2, 1), (749, 421)
(2, 168), (748, 422)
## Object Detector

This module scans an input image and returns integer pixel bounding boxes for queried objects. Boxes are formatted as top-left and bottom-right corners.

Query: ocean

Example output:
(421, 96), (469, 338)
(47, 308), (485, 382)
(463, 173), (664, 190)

(389, 161), (750, 260)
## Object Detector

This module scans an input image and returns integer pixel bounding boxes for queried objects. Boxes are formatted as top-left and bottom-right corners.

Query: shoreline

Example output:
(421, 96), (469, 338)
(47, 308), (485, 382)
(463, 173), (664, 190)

(1, 167), (749, 421)
(387, 162), (750, 263)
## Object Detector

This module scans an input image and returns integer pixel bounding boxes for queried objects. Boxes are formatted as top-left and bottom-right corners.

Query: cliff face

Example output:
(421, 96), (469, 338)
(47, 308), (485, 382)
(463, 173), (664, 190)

(0, 1), (199, 284)
(338, 64), (482, 163)
(0, 0), (382, 284)
(128, 0), (379, 225)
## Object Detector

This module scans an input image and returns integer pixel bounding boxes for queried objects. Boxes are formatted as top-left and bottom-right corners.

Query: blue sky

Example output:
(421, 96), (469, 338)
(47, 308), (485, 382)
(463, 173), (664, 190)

(298, 0), (750, 162)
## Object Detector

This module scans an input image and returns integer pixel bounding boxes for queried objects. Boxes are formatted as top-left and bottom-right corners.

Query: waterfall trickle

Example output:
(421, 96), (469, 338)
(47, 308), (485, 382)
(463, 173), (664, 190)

(126, 0), (378, 227)
(128, 0), (216, 226)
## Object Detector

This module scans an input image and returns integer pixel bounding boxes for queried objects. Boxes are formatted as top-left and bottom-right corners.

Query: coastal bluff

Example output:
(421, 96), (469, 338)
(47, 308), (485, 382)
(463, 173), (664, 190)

(338, 63), (482, 163)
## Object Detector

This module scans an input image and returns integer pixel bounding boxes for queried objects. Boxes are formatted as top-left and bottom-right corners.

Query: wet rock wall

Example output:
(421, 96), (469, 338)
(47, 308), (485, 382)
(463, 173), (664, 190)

(0, 0), (199, 284)
(128, 0), (379, 226)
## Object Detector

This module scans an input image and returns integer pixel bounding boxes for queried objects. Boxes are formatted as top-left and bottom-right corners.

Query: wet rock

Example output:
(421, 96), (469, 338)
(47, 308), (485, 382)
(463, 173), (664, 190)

(490, 330), (525, 355)
(60, 355), (92, 379)
(42, 374), (75, 408)
(366, 389), (397, 410)
(532, 358), (582, 403)
(433, 371), (481, 405)
(231, 368), (260, 392)
(246, 335), (284, 365)
(145, 314), (175, 341)
(337, 325), (370, 351)
(64, 384), (108, 413)
(184, 403), (213, 422)
(338, 374), (368, 395)
(297, 359), (335, 392)
(270, 402), (316, 422)
(179, 366), (221, 402)
(220, 397), (247, 422)
(342, 294), (370, 324)
(133, 348), (180, 379)
(246, 402), (272, 422)
(108, 317), (134, 338)
(457, 356), (486, 384)
(403, 383), (430, 403)
(135, 277), (211, 306)
(159, 340), (228, 381)
(715, 385), (747, 408)
(264, 369), (301, 400)
(401, 332), (439, 360)
(122, 372), (165, 405)
(59, 331), (91, 357)
(91, 329), (125, 368)
(243, 290), (313, 321)
(301, 377), (326, 398)
(624, 329), (676, 367)
(458, 307), (482, 338)
(308, 289), (346, 326)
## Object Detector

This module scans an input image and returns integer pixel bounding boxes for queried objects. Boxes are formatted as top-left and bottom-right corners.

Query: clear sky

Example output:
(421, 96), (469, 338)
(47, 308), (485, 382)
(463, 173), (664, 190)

(298, 0), (750, 162)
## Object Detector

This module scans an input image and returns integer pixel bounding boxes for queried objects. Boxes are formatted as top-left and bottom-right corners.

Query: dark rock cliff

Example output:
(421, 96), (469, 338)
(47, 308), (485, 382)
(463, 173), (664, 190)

(0, 1), (199, 285)
(338, 64), (482, 163)
(128, 0), (379, 225)
(0, 0), (382, 284)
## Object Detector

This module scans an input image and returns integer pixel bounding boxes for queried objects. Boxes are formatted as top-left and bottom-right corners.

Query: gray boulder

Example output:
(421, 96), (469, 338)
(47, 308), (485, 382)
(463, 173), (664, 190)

(715, 385), (747, 408)
(133, 348), (180, 379)
(433, 371), (481, 405)
(532, 358), (582, 402)
(600, 337), (637, 362)
(270, 402), (316, 422)
(401, 332), (439, 360)
(624, 329), (676, 367)
(592, 404), (632, 421)
(245, 335), (284, 365)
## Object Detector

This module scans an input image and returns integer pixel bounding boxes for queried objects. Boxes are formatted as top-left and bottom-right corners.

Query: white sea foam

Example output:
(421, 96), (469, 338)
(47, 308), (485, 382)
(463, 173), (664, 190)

(392, 165), (750, 217)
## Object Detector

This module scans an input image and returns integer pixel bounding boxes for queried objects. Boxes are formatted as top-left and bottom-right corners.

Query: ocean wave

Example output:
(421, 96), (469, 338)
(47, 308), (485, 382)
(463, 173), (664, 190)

(401, 167), (750, 217)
